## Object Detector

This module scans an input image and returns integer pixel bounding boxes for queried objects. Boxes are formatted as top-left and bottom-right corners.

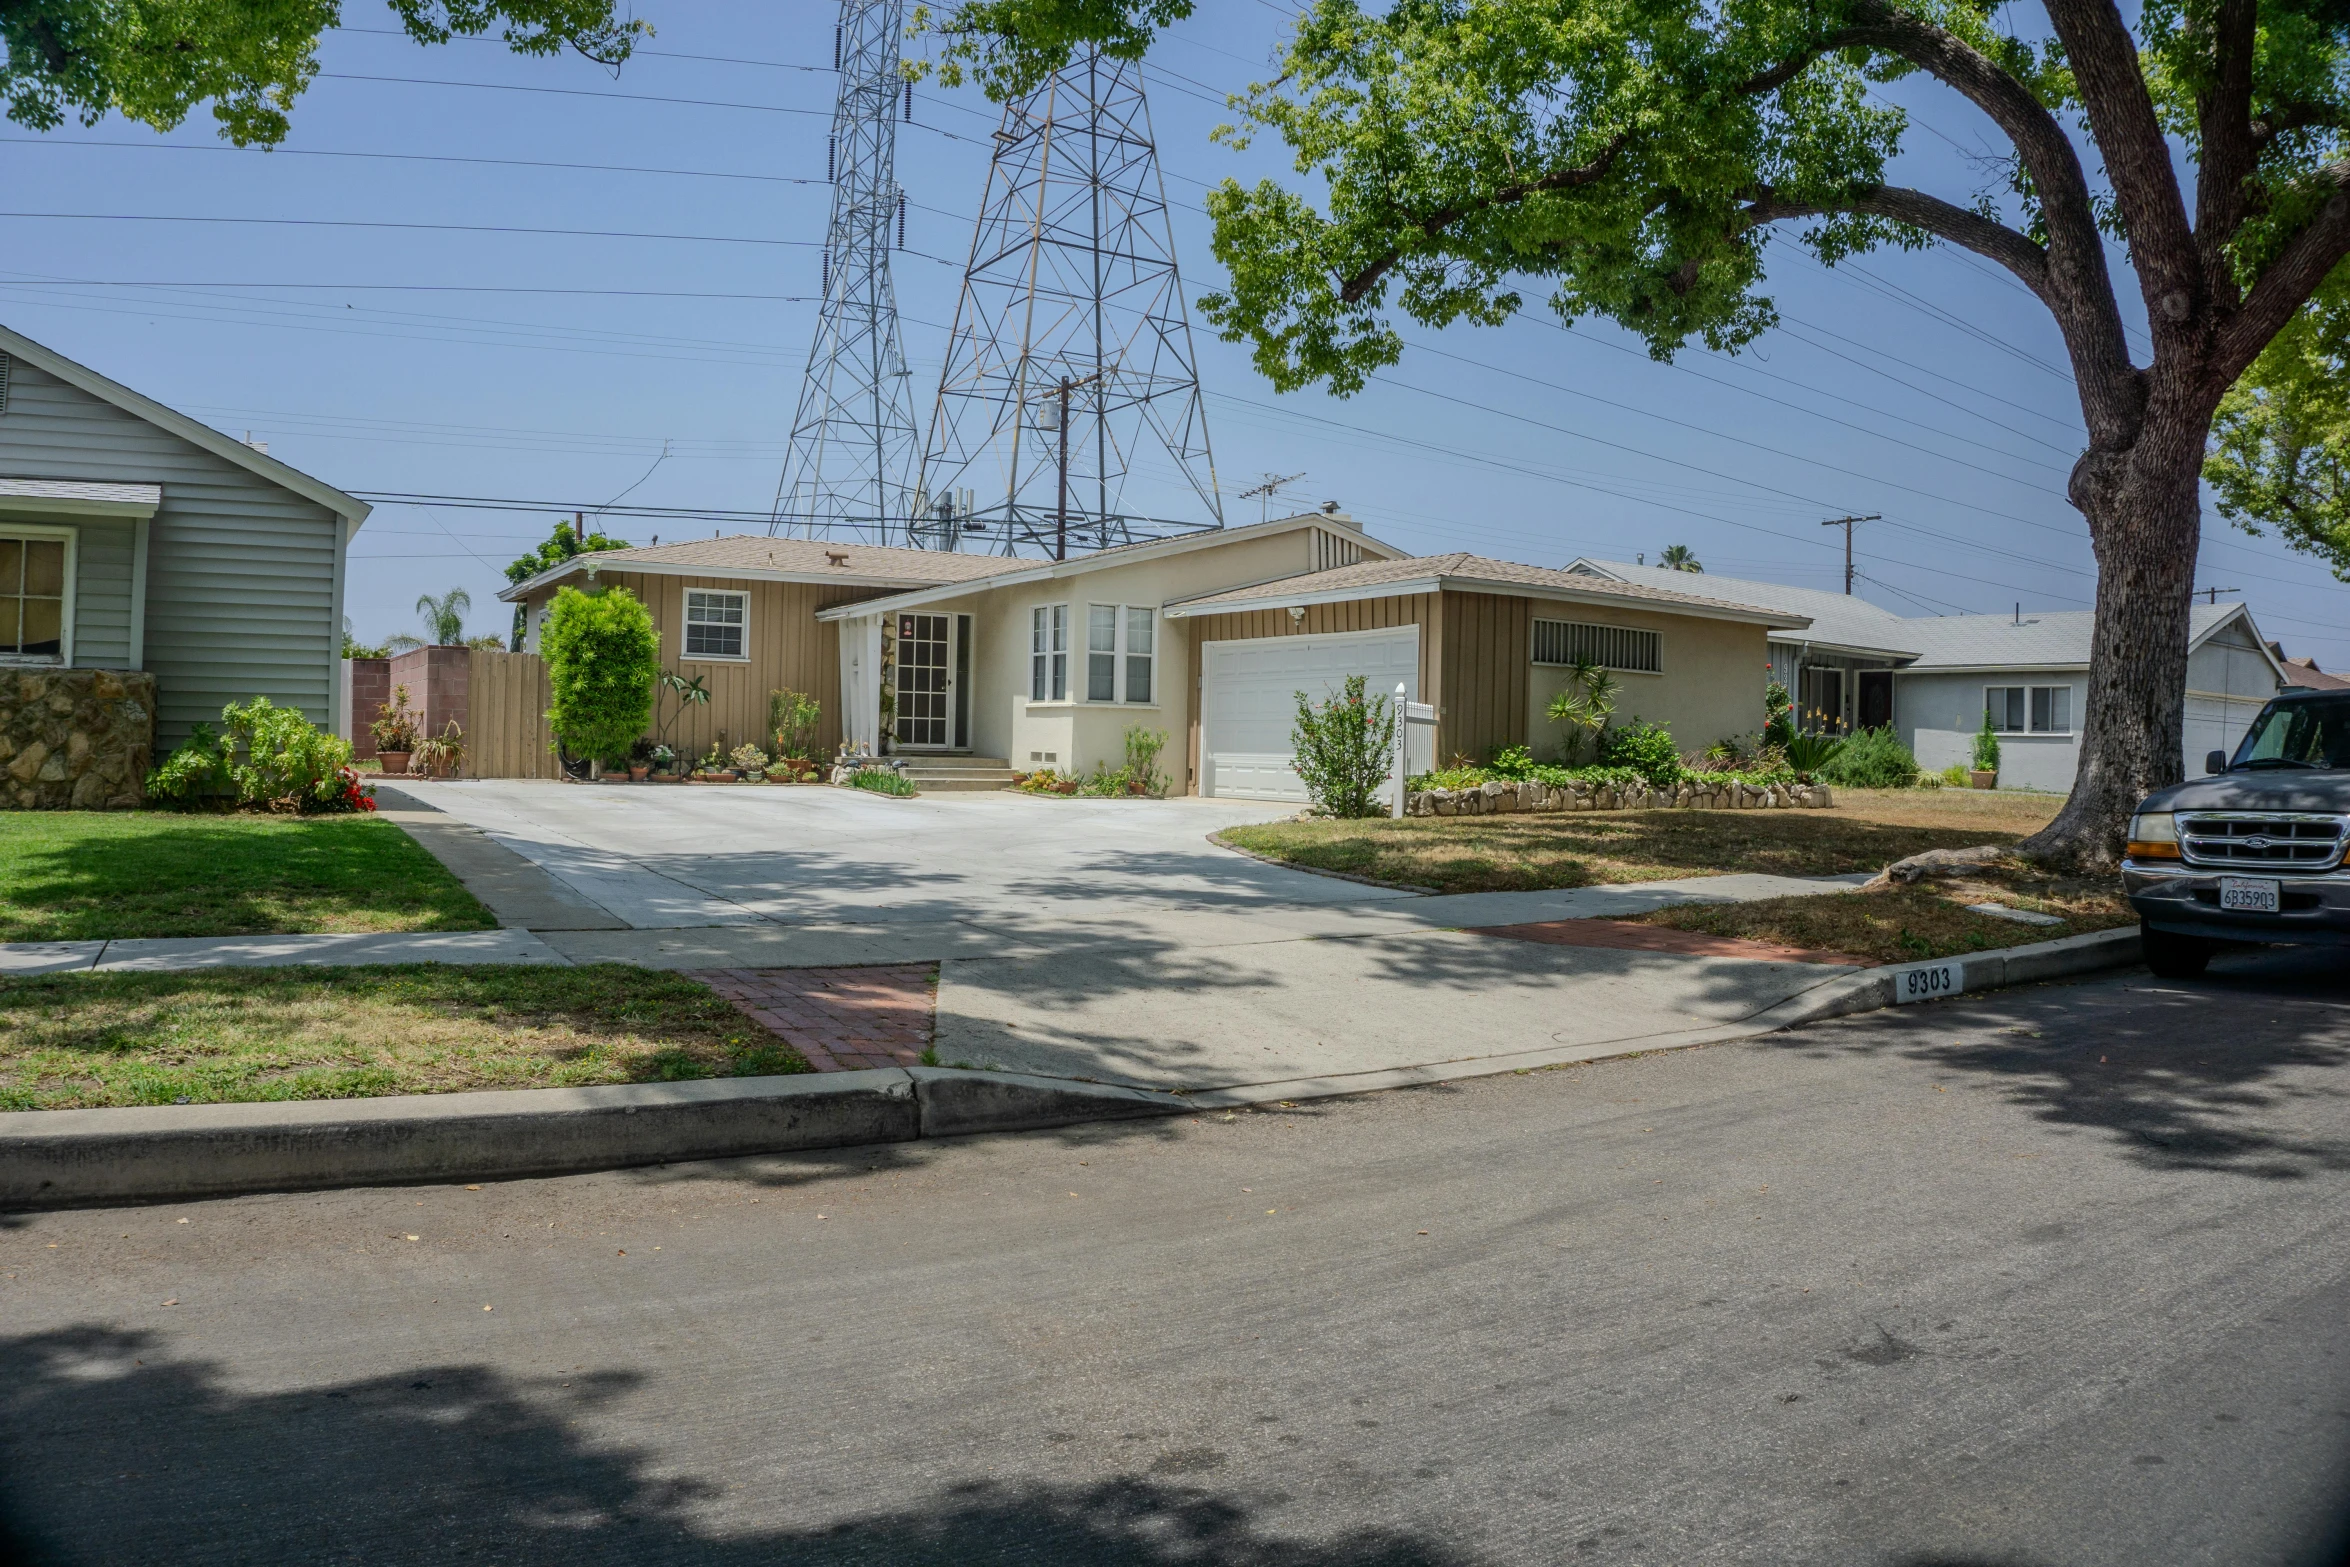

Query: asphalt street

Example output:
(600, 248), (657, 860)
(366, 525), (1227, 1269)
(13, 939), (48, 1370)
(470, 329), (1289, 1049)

(4, 951), (2348, 1566)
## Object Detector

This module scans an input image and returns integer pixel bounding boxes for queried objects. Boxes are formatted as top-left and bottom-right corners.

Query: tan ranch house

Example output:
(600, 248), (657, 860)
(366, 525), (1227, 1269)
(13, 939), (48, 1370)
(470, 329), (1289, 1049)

(501, 511), (1812, 799)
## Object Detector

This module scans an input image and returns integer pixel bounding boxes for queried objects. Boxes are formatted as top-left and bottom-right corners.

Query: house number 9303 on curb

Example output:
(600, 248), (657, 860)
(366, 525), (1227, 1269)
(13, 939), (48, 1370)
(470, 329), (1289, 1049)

(1892, 961), (1965, 1004)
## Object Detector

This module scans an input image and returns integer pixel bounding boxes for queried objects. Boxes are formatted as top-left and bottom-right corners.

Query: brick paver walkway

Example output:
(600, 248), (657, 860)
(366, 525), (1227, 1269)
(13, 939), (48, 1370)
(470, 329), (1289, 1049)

(694, 964), (939, 1072)
(1472, 919), (1872, 967)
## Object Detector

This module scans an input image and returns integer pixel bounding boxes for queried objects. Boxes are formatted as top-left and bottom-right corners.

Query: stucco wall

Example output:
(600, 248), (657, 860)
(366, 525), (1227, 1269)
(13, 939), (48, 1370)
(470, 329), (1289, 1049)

(1525, 604), (1773, 762)
(1898, 671), (2081, 791)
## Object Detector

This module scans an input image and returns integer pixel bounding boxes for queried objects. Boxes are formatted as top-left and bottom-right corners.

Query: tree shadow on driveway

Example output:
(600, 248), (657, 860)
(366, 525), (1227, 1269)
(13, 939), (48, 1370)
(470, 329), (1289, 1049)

(0, 1325), (1471, 1567)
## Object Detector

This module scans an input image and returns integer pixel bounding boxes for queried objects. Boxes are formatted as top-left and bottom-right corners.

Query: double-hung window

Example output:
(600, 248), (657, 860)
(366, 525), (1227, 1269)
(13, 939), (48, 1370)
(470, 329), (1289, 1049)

(1083, 604), (1157, 702)
(683, 590), (748, 659)
(1031, 604), (1068, 700)
(1985, 684), (2072, 734)
(0, 528), (69, 663)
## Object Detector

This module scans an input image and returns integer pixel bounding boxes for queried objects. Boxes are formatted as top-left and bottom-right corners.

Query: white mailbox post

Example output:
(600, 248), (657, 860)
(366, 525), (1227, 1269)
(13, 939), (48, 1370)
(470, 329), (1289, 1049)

(1391, 683), (1439, 819)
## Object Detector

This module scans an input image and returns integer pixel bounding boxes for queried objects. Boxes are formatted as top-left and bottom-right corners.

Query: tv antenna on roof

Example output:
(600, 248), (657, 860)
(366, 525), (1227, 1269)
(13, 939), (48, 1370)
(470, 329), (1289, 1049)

(1239, 472), (1308, 525)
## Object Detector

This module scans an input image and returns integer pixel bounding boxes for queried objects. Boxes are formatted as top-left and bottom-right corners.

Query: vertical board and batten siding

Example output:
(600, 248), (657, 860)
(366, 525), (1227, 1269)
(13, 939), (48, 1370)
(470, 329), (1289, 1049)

(1181, 593), (1442, 792)
(576, 571), (891, 763)
(1437, 591), (1534, 767)
(0, 357), (342, 742)
(465, 649), (559, 778)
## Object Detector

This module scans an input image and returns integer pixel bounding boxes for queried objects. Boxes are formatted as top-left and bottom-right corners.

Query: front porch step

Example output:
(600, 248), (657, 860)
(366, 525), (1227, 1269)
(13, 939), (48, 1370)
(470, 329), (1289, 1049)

(894, 755), (1018, 792)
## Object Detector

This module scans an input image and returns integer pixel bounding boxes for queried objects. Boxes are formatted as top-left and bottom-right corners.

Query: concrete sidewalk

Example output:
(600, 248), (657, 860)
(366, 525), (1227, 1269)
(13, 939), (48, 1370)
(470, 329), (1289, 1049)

(0, 928), (568, 974)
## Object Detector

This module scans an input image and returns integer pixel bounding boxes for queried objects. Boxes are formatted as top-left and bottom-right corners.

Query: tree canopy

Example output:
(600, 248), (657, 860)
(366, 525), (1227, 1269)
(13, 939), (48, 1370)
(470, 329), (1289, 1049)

(2206, 272), (2350, 582)
(1, 0), (646, 145)
(504, 515), (631, 587)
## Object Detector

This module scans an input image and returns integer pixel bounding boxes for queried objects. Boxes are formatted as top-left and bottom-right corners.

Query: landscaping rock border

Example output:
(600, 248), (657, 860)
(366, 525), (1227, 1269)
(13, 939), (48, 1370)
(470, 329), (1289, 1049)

(1407, 777), (1831, 817)
(0, 668), (155, 810)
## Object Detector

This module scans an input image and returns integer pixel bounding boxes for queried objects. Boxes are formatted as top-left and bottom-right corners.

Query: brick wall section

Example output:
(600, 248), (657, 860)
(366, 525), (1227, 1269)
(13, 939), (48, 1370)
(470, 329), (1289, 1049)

(346, 658), (390, 759)
(387, 647), (470, 764)
(0, 668), (156, 809)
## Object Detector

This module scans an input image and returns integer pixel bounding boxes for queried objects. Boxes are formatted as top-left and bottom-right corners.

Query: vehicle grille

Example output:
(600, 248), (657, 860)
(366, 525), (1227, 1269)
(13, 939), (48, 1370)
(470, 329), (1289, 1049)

(2177, 813), (2350, 870)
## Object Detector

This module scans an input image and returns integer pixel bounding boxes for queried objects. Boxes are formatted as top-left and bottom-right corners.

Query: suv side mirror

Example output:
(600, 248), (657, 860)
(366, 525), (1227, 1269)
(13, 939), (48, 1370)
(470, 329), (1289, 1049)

(2205, 749), (2230, 775)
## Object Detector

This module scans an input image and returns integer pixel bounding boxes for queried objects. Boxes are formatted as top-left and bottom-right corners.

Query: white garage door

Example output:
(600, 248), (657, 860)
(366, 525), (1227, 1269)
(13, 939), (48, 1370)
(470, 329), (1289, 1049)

(1201, 626), (1422, 801)
(2185, 694), (2271, 774)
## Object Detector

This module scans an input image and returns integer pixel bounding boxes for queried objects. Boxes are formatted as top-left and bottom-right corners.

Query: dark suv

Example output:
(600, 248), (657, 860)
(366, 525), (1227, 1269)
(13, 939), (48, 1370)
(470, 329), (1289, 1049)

(2122, 690), (2350, 978)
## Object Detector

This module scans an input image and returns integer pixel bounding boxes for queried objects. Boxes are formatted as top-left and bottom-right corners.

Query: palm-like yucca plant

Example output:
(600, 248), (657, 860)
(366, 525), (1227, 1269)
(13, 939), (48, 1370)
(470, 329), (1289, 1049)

(1658, 544), (1703, 573)
(1782, 731), (1846, 779)
(1544, 656), (1618, 764)
(416, 588), (471, 646)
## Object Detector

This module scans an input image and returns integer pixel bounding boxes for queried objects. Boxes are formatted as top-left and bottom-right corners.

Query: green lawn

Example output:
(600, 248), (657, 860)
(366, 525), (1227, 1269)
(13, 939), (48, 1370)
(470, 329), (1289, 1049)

(0, 963), (810, 1111)
(0, 813), (495, 942)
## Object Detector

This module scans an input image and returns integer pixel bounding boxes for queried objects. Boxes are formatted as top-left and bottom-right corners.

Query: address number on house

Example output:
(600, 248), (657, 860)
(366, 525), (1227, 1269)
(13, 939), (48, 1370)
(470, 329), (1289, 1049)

(1892, 961), (1964, 1004)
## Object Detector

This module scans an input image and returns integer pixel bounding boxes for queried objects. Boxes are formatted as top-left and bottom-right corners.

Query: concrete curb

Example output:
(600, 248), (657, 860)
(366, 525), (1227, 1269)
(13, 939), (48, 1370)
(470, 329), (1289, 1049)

(0, 1068), (1189, 1211)
(1735, 924), (2143, 1033)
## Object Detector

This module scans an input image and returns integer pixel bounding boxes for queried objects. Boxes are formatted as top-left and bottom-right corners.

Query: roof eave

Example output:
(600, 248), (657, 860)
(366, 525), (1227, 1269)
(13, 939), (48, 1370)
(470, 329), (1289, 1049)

(499, 554), (967, 602)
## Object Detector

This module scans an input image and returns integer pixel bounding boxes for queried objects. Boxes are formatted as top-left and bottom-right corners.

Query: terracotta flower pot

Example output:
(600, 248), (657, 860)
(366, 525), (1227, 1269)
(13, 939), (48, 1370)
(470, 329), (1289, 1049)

(1970, 769), (1997, 790)
(628, 765), (649, 781)
(377, 750), (411, 775)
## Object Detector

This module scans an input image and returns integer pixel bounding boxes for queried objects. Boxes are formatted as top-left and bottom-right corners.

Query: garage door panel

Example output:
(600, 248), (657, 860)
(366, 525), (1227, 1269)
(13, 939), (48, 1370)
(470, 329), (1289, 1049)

(1202, 627), (1422, 802)
(2185, 694), (2270, 774)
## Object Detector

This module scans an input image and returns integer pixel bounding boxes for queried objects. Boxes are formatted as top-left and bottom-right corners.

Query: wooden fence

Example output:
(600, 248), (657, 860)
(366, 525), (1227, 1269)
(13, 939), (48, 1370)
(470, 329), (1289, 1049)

(464, 649), (559, 778)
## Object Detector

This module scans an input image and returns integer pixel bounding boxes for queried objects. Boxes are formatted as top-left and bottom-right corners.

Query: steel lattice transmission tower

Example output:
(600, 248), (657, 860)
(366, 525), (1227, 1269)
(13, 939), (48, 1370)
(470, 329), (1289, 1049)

(915, 47), (1223, 557)
(772, 0), (920, 540)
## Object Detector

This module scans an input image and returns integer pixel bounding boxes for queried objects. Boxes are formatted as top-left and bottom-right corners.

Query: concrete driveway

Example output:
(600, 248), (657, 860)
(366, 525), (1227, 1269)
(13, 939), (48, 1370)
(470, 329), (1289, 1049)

(388, 780), (1882, 1096)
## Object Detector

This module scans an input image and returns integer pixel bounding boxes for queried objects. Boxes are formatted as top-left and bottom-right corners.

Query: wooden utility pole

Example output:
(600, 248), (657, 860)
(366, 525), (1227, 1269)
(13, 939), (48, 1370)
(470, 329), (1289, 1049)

(1820, 514), (1880, 595)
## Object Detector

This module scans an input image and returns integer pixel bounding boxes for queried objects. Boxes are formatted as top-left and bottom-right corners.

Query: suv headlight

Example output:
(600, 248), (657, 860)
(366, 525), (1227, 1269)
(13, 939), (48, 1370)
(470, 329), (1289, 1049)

(2126, 811), (2180, 860)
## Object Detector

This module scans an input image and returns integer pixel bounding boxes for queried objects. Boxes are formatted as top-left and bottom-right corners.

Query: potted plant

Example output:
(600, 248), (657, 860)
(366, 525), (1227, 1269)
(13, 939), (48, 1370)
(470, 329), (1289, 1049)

(647, 742), (679, 781)
(1971, 710), (2001, 789)
(415, 720), (466, 778)
(625, 736), (656, 782)
(370, 685), (421, 774)
(730, 743), (770, 781)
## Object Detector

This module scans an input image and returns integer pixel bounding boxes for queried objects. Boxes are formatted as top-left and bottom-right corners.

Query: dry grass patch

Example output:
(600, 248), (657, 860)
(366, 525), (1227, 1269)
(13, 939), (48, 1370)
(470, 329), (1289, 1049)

(0, 964), (811, 1112)
(1831, 787), (2066, 834)
(1217, 800), (2054, 895)
(1616, 862), (2133, 965)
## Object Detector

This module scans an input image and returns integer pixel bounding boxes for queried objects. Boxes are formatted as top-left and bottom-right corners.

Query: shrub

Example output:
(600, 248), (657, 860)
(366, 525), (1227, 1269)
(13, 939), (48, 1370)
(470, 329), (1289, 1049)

(768, 688), (823, 759)
(848, 766), (916, 797)
(1972, 711), (2002, 774)
(1941, 761), (1971, 786)
(146, 723), (233, 807)
(1596, 719), (1681, 787)
(223, 696), (355, 810)
(1290, 675), (1396, 818)
(1013, 768), (1081, 795)
(541, 585), (660, 768)
(1763, 677), (1794, 748)
(1486, 743), (1537, 778)
(1781, 730), (1846, 779)
(1122, 725), (1170, 797)
(1818, 724), (1919, 788)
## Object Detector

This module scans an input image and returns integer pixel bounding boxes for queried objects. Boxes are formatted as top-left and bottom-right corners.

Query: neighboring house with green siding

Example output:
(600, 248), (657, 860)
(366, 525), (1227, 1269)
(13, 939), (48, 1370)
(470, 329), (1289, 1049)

(0, 323), (369, 744)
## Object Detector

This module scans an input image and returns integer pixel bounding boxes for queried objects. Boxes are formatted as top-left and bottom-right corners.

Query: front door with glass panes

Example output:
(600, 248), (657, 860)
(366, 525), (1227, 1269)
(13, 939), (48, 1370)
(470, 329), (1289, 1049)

(894, 613), (955, 749)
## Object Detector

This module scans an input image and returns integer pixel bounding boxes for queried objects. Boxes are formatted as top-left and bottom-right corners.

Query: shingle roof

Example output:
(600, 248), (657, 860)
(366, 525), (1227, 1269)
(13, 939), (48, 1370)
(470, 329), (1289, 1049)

(500, 535), (1034, 600)
(1890, 603), (2251, 669)
(1566, 559), (1920, 656)
(2282, 655), (2350, 691)
(1165, 552), (1813, 626)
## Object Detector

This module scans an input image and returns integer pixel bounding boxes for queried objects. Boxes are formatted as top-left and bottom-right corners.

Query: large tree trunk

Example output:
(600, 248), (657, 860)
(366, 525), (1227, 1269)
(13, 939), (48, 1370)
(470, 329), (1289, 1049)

(2024, 421), (2208, 864)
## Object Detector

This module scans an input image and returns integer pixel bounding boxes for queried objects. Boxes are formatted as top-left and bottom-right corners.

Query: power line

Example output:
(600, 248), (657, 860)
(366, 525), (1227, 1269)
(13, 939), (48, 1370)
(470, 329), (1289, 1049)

(0, 134), (825, 185)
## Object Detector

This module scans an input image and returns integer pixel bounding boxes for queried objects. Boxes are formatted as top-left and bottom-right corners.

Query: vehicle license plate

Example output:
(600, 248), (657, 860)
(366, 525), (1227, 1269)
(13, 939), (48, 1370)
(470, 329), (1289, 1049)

(2219, 876), (2281, 913)
(1892, 961), (1964, 1004)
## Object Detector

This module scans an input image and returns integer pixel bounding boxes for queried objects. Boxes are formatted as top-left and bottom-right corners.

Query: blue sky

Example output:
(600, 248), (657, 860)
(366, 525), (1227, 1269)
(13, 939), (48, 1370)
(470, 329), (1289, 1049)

(2, 0), (2345, 665)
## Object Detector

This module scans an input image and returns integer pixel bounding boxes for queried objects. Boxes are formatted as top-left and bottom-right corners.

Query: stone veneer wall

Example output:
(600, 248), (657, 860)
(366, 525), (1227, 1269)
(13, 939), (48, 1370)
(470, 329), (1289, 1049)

(1407, 777), (1832, 816)
(0, 668), (157, 809)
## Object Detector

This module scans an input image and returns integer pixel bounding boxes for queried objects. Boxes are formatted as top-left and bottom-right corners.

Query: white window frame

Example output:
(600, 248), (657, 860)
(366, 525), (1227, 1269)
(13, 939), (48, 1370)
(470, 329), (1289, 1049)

(2028, 684), (2072, 735)
(0, 523), (75, 667)
(1531, 617), (1661, 674)
(1985, 684), (2061, 734)
(1081, 602), (1159, 704)
(1031, 603), (1069, 702)
(682, 588), (749, 662)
